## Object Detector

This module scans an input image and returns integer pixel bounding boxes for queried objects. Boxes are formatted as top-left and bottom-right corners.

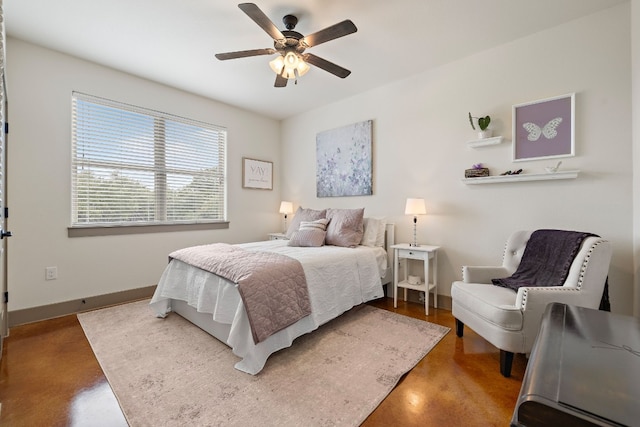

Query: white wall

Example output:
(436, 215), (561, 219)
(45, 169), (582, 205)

(6, 38), (282, 311)
(631, 0), (640, 316)
(6, 5), (635, 316)
(282, 4), (634, 314)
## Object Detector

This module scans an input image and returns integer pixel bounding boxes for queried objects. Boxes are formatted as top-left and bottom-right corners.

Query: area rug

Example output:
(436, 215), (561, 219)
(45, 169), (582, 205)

(78, 300), (449, 427)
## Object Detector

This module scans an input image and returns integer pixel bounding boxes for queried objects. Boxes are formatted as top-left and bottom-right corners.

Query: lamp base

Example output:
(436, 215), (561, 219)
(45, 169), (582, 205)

(410, 219), (420, 247)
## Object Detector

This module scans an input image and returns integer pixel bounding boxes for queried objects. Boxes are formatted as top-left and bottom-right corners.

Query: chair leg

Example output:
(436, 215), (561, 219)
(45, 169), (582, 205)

(500, 350), (514, 378)
(455, 318), (464, 337)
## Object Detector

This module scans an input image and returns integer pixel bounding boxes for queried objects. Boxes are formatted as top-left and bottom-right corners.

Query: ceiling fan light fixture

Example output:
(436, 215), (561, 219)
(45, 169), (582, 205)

(284, 51), (298, 68)
(270, 52), (309, 80)
(269, 55), (285, 74)
(296, 59), (310, 76)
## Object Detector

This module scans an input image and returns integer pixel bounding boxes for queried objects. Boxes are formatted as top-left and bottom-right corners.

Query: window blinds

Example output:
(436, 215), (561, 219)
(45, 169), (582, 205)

(71, 92), (227, 226)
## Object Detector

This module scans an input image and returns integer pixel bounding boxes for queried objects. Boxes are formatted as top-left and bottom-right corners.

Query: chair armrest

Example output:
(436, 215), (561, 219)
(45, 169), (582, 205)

(515, 286), (584, 311)
(514, 287), (585, 352)
(462, 266), (511, 283)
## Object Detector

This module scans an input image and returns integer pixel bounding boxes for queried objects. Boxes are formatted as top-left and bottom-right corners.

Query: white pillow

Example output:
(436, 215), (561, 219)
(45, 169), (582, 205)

(374, 219), (387, 247)
(361, 218), (380, 246)
(361, 217), (387, 247)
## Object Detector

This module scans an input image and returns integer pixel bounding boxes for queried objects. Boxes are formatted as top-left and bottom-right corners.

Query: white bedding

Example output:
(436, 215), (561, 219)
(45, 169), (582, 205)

(149, 240), (387, 374)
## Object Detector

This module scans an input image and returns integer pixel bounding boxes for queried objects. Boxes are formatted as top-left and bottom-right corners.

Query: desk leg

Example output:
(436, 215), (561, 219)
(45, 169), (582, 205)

(393, 249), (398, 308)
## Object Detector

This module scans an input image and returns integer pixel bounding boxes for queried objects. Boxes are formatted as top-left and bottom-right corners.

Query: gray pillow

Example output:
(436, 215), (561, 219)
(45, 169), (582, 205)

(288, 229), (326, 247)
(325, 208), (365, 248)
(285, 207), (327, 239)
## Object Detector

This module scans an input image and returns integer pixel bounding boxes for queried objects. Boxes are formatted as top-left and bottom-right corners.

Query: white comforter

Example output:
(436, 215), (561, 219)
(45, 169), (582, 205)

(149, 240), (387, 374)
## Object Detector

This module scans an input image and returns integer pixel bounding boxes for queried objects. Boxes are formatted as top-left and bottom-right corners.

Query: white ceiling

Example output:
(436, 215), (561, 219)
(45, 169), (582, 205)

(5, 0), (628, 120)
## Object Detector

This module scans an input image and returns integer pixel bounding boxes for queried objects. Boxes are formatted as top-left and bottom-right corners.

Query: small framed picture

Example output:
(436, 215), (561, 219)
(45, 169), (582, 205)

(242, 157), (273, 190)
(512, 93), (575, 162)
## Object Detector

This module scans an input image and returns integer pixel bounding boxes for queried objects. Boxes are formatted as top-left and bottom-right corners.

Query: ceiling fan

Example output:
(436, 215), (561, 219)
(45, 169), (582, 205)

(215, 3), (357, 87)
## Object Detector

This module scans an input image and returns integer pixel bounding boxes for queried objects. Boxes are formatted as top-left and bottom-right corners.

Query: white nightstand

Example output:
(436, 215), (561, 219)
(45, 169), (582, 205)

(391, 243), (440, 315)
(268, 232), (288, 241)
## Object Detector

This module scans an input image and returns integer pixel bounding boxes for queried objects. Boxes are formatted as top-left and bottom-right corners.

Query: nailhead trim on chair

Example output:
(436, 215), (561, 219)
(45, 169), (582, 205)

(519, 240), (605, 309)
(577, 240), (604, 290)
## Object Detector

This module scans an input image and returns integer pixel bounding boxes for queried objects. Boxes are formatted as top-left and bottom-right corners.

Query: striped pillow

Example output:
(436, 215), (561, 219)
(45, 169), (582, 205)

(299, 218), (329, 232)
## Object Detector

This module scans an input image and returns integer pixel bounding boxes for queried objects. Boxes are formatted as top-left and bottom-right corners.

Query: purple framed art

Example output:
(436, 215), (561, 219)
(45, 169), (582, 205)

(512, 93), (575, 162)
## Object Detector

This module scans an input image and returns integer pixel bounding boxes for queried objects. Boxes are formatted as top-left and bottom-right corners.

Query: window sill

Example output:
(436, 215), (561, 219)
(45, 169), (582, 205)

(68, 221), (229, 237)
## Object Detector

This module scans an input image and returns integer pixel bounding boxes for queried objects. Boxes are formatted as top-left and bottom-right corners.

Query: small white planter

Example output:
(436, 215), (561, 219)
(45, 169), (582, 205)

(478, 129), (493, 139)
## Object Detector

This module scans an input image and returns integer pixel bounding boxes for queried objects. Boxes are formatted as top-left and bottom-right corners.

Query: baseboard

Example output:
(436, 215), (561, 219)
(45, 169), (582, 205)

(10, 284), (449, 327)
(8, 285), (157, 327)
(436, 294), (452, 310)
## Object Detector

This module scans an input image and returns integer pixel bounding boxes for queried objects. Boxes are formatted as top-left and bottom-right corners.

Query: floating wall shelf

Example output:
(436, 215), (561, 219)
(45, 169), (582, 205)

(462, 170), (580, 185)
(467, 136), (504, 148)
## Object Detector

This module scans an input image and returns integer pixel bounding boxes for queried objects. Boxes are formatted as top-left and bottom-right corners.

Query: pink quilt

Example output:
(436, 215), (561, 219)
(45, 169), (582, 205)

(169, 243), (311, 343)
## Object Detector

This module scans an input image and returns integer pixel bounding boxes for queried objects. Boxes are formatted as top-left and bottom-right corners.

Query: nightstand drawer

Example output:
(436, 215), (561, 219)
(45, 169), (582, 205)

(397, 249), (429, 260)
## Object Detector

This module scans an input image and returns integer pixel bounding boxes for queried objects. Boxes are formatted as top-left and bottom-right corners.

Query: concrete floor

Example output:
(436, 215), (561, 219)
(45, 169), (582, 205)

(0, 297), (526, 426)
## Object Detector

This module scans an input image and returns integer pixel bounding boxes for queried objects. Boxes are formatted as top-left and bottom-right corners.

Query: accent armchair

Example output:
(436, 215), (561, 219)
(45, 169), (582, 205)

(451, 230), (612, 377)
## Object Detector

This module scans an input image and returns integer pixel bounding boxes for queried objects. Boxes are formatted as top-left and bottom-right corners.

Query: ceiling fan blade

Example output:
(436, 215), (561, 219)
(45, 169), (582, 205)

(301, 20), (357, 48)
(238, 3), (285, 41)
(274, 73), (288, 88)
(303, 53), (351, 78)
(215, 48), (276, 60)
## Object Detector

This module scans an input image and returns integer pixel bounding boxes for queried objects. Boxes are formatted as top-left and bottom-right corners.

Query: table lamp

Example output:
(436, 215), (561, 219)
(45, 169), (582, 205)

(279, 201), (293, 233)
(405, 198), (426, 247)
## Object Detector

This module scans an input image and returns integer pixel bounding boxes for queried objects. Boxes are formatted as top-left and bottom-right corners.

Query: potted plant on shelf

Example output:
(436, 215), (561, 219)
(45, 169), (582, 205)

(468, 112), (492, 139)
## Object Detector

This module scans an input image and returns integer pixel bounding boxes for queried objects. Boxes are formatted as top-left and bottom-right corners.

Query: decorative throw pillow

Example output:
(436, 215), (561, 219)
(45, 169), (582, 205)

(288, 229), (326, 247)
(299, 218), (329, 231)
(325, 208), (365, 248)
(285, 207), (327, 239)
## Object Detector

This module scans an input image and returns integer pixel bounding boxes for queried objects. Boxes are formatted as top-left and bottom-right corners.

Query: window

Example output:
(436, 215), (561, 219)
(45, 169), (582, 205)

(71, 92), (227, 230)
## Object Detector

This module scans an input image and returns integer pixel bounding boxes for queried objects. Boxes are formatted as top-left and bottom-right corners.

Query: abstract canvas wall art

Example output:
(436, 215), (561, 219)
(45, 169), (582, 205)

(316, 120), (373, 197)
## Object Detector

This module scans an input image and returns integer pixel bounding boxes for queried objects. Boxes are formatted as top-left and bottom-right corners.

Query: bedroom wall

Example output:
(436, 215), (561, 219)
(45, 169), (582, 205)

(5, 38), (282, 312)
(281, 4), (635, 314)
(631, 0), (640, 316)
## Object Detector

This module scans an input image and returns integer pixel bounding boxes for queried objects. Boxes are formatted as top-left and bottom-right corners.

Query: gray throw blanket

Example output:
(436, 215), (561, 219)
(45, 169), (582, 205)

(169, 243), (312, 343)
(492, 229), (595, 291)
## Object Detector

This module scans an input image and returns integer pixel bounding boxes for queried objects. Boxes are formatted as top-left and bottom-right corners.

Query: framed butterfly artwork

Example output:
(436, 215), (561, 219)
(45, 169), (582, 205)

(512, 93), (575, 162)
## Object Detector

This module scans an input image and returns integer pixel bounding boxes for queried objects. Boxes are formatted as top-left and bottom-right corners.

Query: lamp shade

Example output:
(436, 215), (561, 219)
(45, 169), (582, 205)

(269, 56), (285, 74)
(279, 201), (293, 215)
(405, 198), (426, 215)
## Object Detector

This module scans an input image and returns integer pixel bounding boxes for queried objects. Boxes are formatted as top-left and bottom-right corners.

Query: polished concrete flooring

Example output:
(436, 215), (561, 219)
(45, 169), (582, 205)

(0, 297), (525, 426)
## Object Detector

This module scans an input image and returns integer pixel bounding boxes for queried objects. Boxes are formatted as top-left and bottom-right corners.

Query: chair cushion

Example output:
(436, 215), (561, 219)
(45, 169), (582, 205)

(451, 281), (523, 331)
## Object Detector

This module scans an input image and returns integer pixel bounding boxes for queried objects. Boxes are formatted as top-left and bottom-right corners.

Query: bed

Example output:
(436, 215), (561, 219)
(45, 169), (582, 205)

(149, 214), (394, 375)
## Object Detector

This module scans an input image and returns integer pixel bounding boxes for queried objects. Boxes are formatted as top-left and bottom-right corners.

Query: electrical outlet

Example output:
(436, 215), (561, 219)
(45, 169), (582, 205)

(45, 266), (57, 280)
